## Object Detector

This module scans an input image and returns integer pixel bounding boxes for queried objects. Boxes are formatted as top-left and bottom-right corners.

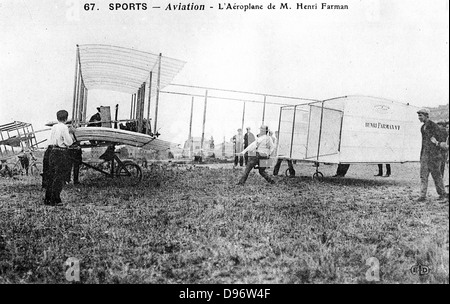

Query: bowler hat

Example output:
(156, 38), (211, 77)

(417, 108), (430, 115)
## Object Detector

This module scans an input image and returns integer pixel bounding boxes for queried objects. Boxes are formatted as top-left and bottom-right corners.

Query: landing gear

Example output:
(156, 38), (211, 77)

(312, 162), (323, 181)
(285, 168), (296, 177)
(116, 160), (143, 186)
(312, 171), (324, 181)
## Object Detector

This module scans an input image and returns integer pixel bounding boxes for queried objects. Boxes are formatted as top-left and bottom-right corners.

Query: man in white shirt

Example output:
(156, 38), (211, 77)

(236, 125), (275, 185)
(44, 110), (75, 206)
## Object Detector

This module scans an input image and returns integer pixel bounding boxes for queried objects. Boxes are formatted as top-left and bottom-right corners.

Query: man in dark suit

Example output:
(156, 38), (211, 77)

(333, 164), (350, 177)
(375, 164), (391, 177)
(416, 108), (447, 202)
(243, 127), (255, 165)
(88, 107), (102, 127)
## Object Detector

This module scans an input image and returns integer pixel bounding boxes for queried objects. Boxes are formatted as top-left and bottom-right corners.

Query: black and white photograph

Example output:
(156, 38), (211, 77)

(0, 0), (448, 291)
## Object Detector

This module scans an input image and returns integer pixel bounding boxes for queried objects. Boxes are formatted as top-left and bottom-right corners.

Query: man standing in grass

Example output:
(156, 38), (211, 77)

(233, 128), (244, 168)
(243, 127), (255, 165)
(44, 110), (75, 206)
(416, 108), (447, 202)
(236, 125), (275, 185)
(65, 144), (82, 185)
(431, 121), (449, 201)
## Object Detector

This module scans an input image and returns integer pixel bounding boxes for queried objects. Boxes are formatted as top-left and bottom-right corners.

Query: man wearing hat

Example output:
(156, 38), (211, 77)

(86, 107), (103, 145)
(233, 128), (244, 167)
(236, 125), (275, 185)
(432, 121), (449, 198)
(244, 127), (256, 165)
(417, 108), (447, 202)
(88, 107), (102, 127)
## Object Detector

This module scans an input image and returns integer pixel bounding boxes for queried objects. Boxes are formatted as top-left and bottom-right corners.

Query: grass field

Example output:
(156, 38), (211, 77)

(0, 160), (448, 284)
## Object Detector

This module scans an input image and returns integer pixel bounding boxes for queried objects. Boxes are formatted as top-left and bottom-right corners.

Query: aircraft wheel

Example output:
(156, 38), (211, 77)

(116, 160), (142, 186)
(12, 162), (24, 176)
(312, 172), (324, 181)
(285, 168), (296, 177)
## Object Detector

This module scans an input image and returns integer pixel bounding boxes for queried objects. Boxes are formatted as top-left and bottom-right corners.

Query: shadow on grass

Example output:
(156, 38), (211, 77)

(280, 175), (401, 187)
(3, 182), (43, 193)
(321, 177), (400, 187)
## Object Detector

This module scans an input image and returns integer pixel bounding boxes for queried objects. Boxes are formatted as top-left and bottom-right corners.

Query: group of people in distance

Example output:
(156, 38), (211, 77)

(232, 109), (449, 203)
(232, 127), (255, 168)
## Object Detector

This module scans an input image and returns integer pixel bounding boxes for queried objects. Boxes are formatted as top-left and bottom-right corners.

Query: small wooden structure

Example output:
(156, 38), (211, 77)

(0, 121), (40, 157)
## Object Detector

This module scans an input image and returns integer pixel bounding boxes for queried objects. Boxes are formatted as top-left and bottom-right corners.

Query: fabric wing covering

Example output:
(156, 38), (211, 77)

(78, 44), (186, 94)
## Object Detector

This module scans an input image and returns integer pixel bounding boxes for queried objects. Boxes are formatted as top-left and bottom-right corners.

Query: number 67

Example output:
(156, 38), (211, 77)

(84, 3), (95, 10)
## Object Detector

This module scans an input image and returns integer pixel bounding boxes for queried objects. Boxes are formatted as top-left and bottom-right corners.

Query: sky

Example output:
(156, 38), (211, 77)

(0, 0), (449, 146)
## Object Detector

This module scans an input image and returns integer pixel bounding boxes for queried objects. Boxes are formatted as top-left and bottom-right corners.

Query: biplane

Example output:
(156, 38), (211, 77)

(64, 44), (185, 184)
(0, 121), (40, 151)
(276, 95), (423, 180)
(0, 121), (46, 176)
